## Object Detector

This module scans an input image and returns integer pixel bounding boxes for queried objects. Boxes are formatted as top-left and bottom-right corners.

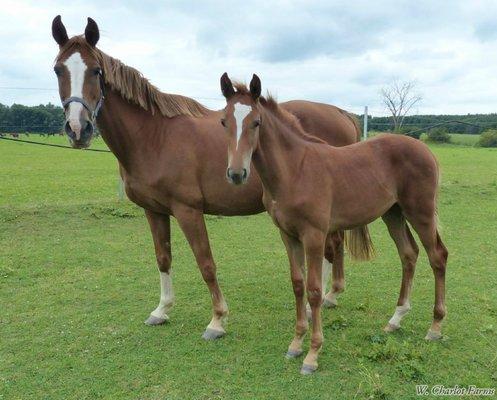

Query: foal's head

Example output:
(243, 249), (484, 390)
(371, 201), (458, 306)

(51, 16), (104, 149)
(220, 73), (262, 185)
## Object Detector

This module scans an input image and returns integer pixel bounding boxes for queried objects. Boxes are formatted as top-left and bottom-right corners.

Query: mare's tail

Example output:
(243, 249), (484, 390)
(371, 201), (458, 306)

(344, 225), (375, 261)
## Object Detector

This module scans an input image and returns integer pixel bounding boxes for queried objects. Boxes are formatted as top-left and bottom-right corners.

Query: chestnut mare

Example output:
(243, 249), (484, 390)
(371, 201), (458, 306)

(51, 17), (361, 339)
(220, 74), (448, 374)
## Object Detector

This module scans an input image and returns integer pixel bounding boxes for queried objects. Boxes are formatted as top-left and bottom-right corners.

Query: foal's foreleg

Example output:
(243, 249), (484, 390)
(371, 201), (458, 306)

(301, 230), (326, 375)
(174, 207), (228, 340)
(382, 208), (419, 332)
(144, 210), (174, 326)
(280, 232), (307, 359)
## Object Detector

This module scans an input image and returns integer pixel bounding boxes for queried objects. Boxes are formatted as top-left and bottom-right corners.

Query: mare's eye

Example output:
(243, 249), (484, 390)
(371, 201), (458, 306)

(92, 67), (101, 76)
(54, 66), (62, 77)
(220, 119), (226, 127)
(253, 120), (260, 128)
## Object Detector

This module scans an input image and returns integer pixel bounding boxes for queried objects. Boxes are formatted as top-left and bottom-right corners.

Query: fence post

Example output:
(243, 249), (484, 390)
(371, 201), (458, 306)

(363, 106), (368, 140)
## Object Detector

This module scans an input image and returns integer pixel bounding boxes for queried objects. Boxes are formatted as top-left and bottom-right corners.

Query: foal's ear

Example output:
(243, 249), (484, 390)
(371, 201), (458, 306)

(250, 74), (262, 101)
(85, 17), (100, 47)
(220, 72), (236, 99)
(52, 15), (69, 47)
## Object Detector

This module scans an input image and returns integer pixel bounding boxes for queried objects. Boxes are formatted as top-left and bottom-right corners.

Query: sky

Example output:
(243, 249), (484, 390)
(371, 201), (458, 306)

(1, 0), (496, 116)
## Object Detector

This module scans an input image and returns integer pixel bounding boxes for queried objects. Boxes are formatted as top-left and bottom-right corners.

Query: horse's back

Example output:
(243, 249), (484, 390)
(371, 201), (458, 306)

(281, 100), (359, 146)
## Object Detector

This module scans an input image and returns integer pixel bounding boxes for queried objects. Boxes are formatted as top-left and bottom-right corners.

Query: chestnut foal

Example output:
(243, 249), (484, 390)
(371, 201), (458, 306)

(220, 73), (448, 374)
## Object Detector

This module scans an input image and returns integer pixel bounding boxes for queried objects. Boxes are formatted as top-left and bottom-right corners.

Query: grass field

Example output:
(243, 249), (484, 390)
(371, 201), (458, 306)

(1, 136), (496, 399)
(448, 133), (481, 146)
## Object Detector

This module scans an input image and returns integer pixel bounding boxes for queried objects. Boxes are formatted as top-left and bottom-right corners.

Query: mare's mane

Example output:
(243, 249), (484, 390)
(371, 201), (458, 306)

(232, 82), (326, 144)
(56, 37), (209, 118)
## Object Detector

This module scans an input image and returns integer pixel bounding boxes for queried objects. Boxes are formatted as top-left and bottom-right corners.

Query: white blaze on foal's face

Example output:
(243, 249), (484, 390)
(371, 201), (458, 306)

(63, 52), (87, 137)
(233, 102), (252, 150)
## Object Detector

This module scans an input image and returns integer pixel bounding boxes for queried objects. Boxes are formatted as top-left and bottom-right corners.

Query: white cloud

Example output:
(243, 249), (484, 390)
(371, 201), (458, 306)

(0, 0), (496, 115)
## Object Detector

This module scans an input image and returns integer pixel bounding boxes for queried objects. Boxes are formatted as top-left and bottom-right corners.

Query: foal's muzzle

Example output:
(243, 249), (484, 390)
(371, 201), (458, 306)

(226, 167), (248, 185)
(65, 119), (94, 148)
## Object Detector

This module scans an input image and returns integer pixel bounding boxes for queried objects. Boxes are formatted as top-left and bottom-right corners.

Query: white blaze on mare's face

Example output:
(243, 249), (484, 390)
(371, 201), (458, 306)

(150, 271), (175, 320)
(63, 52), (87, 138)
(233, 102), (252, 149)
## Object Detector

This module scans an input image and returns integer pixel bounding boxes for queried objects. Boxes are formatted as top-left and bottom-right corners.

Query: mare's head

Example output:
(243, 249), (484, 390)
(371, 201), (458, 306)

(220, 73), (262, 185)
(52, 16), (104, 148)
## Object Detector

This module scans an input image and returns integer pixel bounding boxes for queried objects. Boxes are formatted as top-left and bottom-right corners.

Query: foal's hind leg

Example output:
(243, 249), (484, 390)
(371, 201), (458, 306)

(323, 232), (345, 308)
(382, 206), (419, 332)
(409, 218), (448, 340)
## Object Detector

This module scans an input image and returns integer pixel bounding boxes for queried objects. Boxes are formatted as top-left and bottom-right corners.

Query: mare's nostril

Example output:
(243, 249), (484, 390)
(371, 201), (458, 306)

(82, 121), (94, 140)
(242, 168), (248, 179)
(64, 121), (76, 139)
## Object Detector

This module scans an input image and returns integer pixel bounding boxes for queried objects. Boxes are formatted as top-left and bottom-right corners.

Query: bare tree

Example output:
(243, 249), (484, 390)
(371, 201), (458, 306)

(381, 80), (422, 132)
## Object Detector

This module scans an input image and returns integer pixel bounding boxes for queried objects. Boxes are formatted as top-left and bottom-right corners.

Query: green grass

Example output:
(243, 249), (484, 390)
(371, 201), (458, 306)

(1, 137), (497, 399)
(448, 134), (480, 146)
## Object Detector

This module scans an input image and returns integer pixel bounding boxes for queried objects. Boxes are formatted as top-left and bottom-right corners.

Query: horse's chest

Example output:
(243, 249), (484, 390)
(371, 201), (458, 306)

(265, 198), (288, 231)
(123, 177), (172, 213)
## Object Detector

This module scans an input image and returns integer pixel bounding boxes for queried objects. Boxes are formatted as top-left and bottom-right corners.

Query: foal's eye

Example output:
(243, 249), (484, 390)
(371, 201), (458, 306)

(253, 120), (260, 128)
(92, 67), (101, 76)
(220, 119), (226, 127)
(54, 66), (62, 77)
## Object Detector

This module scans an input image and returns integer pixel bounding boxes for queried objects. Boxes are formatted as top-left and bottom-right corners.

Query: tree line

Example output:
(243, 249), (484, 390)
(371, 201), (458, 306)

(0, 103), (65, 134)
(0, 102), (496, 135)
(363, 114), (497, 135)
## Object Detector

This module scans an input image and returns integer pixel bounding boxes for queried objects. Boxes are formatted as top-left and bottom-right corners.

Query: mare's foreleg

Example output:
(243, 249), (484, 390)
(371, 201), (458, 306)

(144, 210), (174, 326)
(174, 206), (228, 340)
(323, 231), (345, 308)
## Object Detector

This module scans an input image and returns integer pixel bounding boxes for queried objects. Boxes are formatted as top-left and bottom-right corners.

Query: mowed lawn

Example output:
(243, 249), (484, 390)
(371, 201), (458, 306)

(1, 136), (496, 399)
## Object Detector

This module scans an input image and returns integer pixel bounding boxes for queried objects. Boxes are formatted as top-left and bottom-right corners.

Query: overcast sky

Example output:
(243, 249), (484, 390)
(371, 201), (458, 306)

(1, 0), (496, 116)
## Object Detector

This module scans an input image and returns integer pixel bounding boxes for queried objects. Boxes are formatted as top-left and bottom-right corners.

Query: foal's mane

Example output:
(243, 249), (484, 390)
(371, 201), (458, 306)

(56, 37), (209, 118)
(231, 82), (326, 144)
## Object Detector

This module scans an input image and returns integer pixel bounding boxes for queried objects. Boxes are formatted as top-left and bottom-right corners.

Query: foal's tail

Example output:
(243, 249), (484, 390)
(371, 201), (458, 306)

(344, 225), (375, 261)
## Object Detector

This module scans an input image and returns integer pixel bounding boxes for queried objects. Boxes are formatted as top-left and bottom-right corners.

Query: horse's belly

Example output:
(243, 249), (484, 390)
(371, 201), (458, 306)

(331, 194), (397, 230)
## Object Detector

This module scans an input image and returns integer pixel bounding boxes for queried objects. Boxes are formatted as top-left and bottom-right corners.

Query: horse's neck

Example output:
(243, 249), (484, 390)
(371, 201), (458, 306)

(253, 112), (308, 196)
(96, 88), (161, 171)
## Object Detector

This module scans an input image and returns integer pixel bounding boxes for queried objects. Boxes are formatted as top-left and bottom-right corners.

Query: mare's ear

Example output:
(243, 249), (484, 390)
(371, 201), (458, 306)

(220, 72), (236, 99)
(52, 15), (69, 47)
(85, 17), (100, 47)
(250, 74), (262, 101)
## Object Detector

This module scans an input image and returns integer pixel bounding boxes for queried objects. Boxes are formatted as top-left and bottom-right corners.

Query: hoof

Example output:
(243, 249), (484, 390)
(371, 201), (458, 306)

(144, 315), (169, 326)
(383, 323), (400, 333)
(323, 298), (338, 309)
(285, 349), (303, 359)
(425, 329), (442, 341)
(300, 364), (318, 375)
(202, 328), (226, 341)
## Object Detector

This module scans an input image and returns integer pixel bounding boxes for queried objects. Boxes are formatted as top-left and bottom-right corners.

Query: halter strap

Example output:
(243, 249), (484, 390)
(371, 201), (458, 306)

(61, 73), (105, 121)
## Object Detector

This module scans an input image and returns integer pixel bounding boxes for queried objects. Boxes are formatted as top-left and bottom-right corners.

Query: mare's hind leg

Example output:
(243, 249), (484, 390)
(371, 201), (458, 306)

(409, 218), (448, 340)
(174, 206), (229, 340)
(323, 232), (345, 308)
(144, 211), (174, 326)
(382, 205), (419, 332)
